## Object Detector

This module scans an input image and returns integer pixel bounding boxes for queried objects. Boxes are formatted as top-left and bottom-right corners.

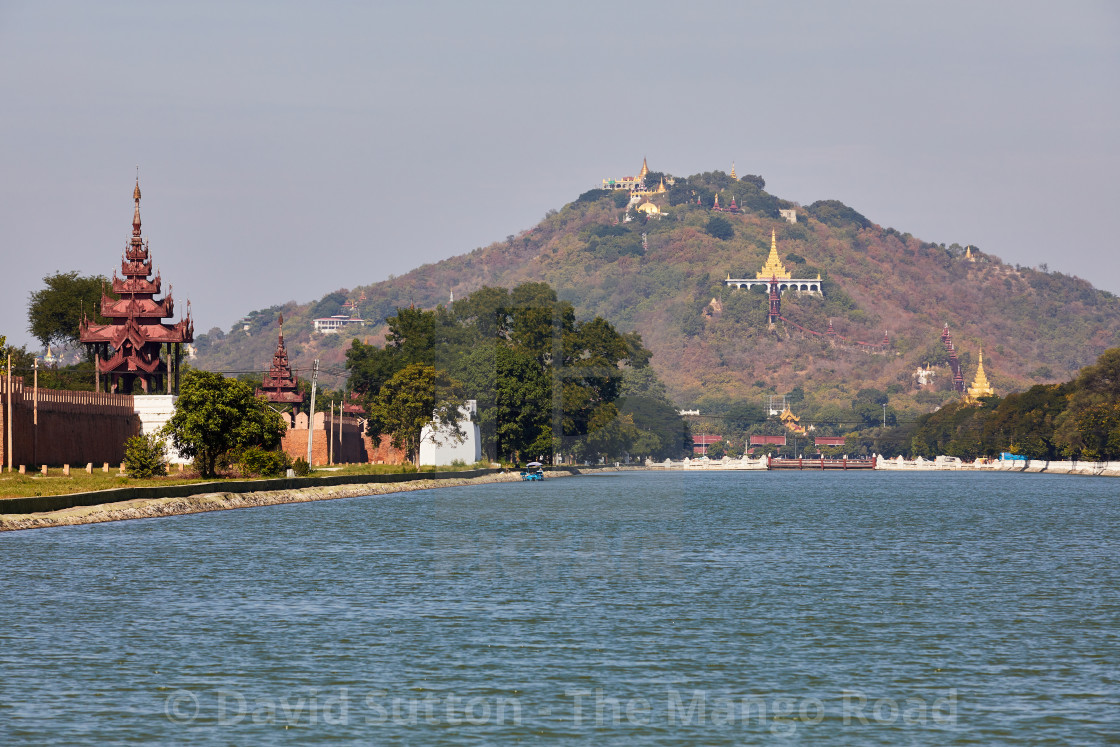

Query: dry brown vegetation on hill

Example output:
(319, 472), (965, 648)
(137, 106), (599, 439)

(194, 170), (1120, 423)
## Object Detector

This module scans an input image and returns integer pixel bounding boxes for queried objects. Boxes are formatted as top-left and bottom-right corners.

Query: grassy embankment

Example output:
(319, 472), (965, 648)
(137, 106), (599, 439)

(0, 461), (495, 500)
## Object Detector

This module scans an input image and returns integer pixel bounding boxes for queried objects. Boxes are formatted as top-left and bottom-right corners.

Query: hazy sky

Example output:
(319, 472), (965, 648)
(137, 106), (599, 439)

(2, 1), (1117, 348)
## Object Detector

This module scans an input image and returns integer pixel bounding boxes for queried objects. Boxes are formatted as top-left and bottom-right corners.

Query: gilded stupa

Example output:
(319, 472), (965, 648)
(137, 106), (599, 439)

(965, 347), (995, 403)
(757, 230), (792, 280)
(638, 157), (649, 180)
(730, 162), (737, 180)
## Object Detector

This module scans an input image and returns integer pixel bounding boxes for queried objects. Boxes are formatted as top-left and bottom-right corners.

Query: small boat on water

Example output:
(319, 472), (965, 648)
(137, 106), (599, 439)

(520, 462), (544, 481)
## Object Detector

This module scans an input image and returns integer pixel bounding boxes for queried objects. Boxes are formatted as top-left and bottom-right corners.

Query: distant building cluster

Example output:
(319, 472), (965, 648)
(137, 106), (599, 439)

(314, 296), (366, 334)
(312, 315), (366, 334)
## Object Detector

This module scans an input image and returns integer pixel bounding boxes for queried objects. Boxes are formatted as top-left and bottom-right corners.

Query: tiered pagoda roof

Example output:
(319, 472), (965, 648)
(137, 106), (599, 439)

(942, 324), (966, 393)
(757, 230), (792, 280)
(258, 316), (303, 406)
(965, 347), (996, 403)
(80, 180), (193, 393)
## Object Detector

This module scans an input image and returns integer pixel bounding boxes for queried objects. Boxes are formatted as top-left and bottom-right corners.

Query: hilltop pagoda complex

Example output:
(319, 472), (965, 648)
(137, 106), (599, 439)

(725, 230), (823, 324)
(602, 157), (668, 198)
(726, 231), (823, 296)
(965, 347), (996, 403)
(257, 316), (304, 412)
(80, 180), (193, 394)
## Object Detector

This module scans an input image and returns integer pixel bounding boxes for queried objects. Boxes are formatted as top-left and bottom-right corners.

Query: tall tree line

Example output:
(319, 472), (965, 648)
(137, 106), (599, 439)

(346, 282), (690, 464)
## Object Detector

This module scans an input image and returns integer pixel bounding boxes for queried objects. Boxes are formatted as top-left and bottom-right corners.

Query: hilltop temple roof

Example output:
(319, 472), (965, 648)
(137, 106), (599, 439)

(756, 230), (792, 280)
(966, 347), (995, 402)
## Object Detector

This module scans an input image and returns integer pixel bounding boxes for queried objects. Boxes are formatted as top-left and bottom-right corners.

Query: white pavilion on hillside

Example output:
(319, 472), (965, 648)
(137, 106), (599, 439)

(725, 230), (823, 295)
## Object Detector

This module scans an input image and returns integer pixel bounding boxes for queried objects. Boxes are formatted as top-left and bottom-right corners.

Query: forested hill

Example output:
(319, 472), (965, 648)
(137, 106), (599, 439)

(193, 169), (1120, 418)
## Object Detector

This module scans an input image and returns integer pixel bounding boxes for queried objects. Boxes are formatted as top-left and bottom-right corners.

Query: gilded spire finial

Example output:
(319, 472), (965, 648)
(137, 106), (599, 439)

(756, 229), (791, 280)
(966, 345), (995, 402)
(132, 173), (142, 237)
(730, 162), (737, 180)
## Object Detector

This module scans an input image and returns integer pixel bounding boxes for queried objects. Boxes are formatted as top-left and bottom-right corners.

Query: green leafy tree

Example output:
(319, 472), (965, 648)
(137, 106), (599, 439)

(459, 343), (552, 463)
(27, 271), (112, 349)
(123, 433), (167, 478)
(706, 439), (728, 459)
(347, 282), (668, 464)
(980, 383), (1070, 458)
(806, 199), (871, 229)
(347, 306), (439, 398)
(368, 364), (465, 466)
(1055, 347), (1120, 459)
(163, 369), (287, 477)
(309, 291), (348, 319)
(0, 341), (36, 385)
(705, 216), (734, 241)
(239, 446), (293, 477)
(725, 402), (766, 433)
(574, 188), (610, 205)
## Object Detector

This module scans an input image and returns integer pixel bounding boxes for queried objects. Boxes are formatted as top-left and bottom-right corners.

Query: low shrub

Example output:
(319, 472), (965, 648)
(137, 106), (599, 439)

(123, 433), (167, 478)
(239, 447), (292, 477)
(292, 457), (311, 476)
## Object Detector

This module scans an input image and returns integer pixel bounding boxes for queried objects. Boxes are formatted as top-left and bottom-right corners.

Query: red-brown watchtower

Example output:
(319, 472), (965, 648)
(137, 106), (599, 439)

(942, 324), (965, 393)
(257, 315), (304, 411)
(80, 180), (193, 393)
(768, 277), (781, 325)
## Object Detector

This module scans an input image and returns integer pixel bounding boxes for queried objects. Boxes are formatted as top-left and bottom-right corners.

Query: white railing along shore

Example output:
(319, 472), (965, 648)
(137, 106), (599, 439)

(643, 454), (1120, 476)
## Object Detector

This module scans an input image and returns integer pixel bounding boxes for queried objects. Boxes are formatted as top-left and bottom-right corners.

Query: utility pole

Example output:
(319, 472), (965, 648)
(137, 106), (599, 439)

(33, 358), (38, 467)
(882, 403), (887, 428)
(6, 354), (12, 473)
(338, 379), (347, 464)
(307, 359), (319, 466)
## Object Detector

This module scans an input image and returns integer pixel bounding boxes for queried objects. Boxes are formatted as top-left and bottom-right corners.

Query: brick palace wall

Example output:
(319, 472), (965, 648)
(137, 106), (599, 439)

(0, 378), (140, 468)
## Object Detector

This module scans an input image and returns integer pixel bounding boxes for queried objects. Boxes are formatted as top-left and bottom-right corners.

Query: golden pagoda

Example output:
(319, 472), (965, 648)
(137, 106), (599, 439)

(638, 157), (649, 180)
(965, 245), (975, 262)
(636, 198), (662, 216)
(965, 347), (995, 403)
(756, 230), (792, 280)
(655, 177), (667, 194)
(730, 162), (737, 180)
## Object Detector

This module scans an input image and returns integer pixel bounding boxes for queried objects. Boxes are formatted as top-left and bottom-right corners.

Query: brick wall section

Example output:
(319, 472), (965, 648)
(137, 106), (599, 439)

(0, 378), (139, 468)
(363, 435), (407, 465)
(279, 416), (405, 466)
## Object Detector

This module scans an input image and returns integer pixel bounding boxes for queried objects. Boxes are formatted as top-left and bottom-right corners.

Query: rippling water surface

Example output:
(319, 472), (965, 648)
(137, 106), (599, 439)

(1, 471), (1118, 744)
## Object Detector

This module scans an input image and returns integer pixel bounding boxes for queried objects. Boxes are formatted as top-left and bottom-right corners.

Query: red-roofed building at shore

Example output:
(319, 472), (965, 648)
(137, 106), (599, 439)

(692, 434), (722, 456)
(80, 180), (193, 394)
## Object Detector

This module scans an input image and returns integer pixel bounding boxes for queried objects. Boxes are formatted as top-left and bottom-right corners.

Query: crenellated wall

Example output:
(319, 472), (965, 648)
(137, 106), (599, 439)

(279, 412), (406, 466)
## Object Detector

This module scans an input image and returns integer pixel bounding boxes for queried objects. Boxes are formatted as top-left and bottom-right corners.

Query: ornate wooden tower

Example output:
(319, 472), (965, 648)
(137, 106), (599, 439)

(257, 315), (304, 413)
(941, 324), (965, 393)
(768, 279), (781, 325)
(80, 180), (193, 394)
